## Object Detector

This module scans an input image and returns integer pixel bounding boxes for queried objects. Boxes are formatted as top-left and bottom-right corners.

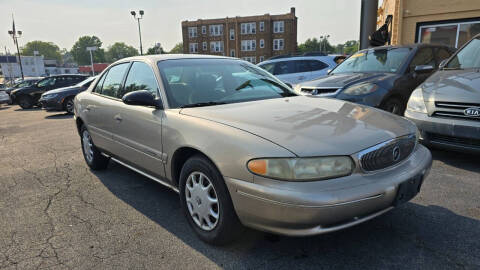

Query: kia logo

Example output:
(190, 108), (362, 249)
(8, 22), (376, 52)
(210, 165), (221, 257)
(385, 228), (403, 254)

(464, 107), (480, 117)
(392, 146), (401, 162)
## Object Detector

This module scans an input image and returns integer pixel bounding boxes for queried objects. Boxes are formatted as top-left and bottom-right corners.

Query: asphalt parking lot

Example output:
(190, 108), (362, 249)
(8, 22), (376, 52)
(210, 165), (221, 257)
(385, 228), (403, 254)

(0, 105), (479, 270)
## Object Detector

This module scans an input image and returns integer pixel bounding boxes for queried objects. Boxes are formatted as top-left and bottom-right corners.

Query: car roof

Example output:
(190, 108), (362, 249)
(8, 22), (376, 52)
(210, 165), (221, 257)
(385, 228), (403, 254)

(362, 43), (453, 52)
(116, 54), (231, 64)
(259, 55), (338, 65)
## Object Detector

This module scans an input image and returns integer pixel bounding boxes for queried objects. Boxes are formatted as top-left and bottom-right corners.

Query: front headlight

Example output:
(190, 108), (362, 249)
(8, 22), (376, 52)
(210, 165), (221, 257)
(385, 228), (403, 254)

(406, 88), (427, 113)
(342, 83), (378, 95)
(247, 156), (354, 181)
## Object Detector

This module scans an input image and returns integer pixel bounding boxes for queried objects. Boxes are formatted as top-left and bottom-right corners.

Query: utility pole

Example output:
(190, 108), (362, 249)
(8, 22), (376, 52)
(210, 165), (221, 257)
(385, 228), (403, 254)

(86, 46), (97, 76)
(8, 14), (24, 80)
(130, 10), (144, 55)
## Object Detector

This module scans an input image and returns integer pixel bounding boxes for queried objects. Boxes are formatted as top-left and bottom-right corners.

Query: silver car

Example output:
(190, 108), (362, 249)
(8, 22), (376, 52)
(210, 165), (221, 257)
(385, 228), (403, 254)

(74, 55), (432, 244)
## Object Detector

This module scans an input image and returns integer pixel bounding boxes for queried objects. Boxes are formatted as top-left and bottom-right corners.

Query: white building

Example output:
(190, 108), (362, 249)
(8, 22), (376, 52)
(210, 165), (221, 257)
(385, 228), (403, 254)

(0, 55), (46, 78)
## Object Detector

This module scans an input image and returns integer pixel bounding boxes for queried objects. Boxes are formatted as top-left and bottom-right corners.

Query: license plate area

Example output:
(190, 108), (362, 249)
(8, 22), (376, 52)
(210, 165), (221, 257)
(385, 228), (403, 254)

(393, 175), (424, 206)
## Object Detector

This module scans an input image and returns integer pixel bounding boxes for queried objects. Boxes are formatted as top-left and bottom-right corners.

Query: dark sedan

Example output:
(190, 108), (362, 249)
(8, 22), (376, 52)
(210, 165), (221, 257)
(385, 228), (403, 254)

(10, 74), (88, 109)
(39, 76), (97, 114)
(294, 44), (454, 115)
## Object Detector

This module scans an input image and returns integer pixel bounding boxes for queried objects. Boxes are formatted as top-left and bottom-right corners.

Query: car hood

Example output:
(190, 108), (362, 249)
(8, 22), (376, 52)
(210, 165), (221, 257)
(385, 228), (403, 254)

(43, 86), (81, 95)
(299, 72), (397, 89)
(180, 96), (415, 157)
(422, 69), (480, 105)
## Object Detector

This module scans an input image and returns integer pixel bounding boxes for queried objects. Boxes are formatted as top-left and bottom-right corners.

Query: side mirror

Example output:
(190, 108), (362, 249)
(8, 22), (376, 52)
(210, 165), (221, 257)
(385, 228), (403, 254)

(439, 59), (448, 69)
(122, 90), (163, 109)
(327, 69), (332, 74)
(414, 65), (434, 74)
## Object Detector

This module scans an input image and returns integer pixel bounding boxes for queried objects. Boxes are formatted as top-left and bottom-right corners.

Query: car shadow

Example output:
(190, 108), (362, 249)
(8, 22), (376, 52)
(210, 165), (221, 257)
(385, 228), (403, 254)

(45, 113), (73, 119)
(431, 148), (480, 173)
(0, 106), (10, 110)
(14, 107), (42, 111)
(92, 161), (480, 269)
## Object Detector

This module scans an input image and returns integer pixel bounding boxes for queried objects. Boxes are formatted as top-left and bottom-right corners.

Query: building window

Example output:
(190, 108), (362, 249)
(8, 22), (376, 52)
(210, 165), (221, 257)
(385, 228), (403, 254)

(189, 43), (198, 53)
(242, 57), (256, 64)
(230, 29), (235, 40)
(202, 25), (206, 35)
(260, 21), (265, 32)
(418, 20), (480, 48)
(230, 49), (235, 57)
(260, 39), (265, 48)
(241, 22), (256, 34)
(273, 21), (284, 33)
(203, 42), (207, 51)
(209, 25), (223, 36)
(188, 27), (197, 38)
(273, 39), (284, 50)
(241, 40), (256, 51)
(259, 56), (265, 62)
(210, 41), (224, 52)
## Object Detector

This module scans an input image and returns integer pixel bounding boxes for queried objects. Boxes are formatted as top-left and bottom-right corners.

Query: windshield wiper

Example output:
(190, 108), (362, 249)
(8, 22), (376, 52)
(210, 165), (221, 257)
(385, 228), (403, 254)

(259, 78), (298, 97)
(442, 67), (463, 70)
(236, 80), (253, 91)
(180, 101), (227, 108)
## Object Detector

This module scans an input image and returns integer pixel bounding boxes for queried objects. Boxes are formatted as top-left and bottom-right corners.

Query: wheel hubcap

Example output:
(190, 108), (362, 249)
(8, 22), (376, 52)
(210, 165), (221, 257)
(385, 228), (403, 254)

(66, 100), (74, 113)
(185, 172), (219, 231)
(82, 130), (94, 163)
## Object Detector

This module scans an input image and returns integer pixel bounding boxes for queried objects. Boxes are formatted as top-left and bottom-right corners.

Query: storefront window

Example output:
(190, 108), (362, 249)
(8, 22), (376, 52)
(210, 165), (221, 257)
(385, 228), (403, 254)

(418, 20), (480, 48)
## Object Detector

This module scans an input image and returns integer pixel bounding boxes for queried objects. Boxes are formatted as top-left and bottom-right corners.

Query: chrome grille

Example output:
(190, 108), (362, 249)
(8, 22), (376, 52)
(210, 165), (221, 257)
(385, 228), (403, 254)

(300, 88), (339, 95)
(433, 101), (480, 121)
(359, 135), (416, 172)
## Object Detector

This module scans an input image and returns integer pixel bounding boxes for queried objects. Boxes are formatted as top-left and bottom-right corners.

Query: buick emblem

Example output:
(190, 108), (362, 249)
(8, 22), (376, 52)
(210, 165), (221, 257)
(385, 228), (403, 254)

(392, 146), (401, 162)
(464, 107), (480, 117)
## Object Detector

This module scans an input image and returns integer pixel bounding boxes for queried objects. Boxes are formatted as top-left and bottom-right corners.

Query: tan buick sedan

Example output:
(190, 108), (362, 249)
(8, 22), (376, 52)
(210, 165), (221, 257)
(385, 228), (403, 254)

(74, 55), (432, 245)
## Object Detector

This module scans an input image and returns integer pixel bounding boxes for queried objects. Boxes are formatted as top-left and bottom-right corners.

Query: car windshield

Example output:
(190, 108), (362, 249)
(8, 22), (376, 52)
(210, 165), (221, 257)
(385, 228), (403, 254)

(76, 76), (95, 87)
(157, 59), (296, 108)
(446, 37), (480, 69)
(331, 48), (411, 74)
(37, 77), (55, 87)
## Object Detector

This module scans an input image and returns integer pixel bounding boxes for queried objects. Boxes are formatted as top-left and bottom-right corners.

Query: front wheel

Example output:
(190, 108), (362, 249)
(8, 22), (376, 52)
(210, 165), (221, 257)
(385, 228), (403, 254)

(18, 96), (33, 109)
(64, 96), (75, 114)
(80, 125), (109, 170)
(380, 97), (405, 116)
(179, 155), (243, 245)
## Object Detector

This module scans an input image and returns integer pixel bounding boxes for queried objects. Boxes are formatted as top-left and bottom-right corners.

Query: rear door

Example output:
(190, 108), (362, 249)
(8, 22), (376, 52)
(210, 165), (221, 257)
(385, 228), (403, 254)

(110, 61), (166, 178)
(308, 60), (329, 80)
(272, 60), (296, 84)
(293, 60), (313, 83)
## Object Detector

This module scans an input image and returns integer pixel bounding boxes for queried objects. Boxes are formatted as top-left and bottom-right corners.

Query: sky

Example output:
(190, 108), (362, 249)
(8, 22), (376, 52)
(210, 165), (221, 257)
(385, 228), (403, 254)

(0, 0), (361, 54)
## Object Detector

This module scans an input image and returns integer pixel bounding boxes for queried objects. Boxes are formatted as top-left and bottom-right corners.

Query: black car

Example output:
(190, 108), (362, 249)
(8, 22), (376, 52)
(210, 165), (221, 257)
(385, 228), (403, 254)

(295, 44), (455, 115)
(10, 74), (88, 109)
(39, 76), (96, 114)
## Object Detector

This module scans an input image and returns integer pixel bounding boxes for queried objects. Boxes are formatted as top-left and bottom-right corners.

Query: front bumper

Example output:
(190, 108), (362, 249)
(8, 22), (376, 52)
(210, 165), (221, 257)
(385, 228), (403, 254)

(225, 144), (432, 236)
(405, 110), (480, 153)
(0, 95), (10, 104)
(39, 97), (63, 111)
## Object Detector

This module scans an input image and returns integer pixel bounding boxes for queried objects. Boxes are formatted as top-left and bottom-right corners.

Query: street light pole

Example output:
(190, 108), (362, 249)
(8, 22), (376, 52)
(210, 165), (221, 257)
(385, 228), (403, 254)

(8, 14), (24, 80)
(130, 10), (144, 55)
(86, 46), (97, 76)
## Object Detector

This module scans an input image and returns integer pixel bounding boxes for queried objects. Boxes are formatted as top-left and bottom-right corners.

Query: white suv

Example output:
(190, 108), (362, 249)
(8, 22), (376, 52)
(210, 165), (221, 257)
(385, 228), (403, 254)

(258, 55), (344, 86)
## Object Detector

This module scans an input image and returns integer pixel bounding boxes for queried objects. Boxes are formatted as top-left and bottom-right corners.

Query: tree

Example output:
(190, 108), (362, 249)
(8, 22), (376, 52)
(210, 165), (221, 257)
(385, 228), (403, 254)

(145, 43), (165, 55)
(297, 38), (335, 54)
(105, 42), (139, 62)
(70, 36), (105, 65)
(343, 40), (360, 55)
(168, 42), (183, 54)
(21, 41), (61, 62)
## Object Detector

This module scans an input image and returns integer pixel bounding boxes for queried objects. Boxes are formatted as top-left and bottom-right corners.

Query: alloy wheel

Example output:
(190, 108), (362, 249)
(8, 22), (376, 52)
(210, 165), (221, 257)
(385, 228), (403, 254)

(82, 130), (94, 163)
(185, 171), (220, 231)
(66, 99), (74, 114)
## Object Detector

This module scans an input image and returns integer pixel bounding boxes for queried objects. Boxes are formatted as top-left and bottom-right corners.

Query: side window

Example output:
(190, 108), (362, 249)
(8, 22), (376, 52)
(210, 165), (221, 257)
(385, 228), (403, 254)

(121, 62), (159, 98)
(309, 60), (328, 71)
(436, 48), (452, 67)
(93, 72), (108, 93)
(410, 48), (435, 71)
(295, 60), (311, 73)
(100, 63), (130, 98)
(273, 61), (295, 75)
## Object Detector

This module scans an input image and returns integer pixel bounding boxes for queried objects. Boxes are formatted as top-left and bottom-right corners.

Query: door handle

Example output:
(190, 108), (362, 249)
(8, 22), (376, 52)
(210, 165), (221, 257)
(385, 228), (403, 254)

(114, 114), (122, 122)
(86, 105), (95, 111)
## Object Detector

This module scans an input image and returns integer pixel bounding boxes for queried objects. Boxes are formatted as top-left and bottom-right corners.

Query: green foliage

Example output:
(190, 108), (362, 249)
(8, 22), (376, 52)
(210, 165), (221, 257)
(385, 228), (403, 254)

(297, 38), (360, 55)
(343, 40), (360, 55)
(21, 41), (61, 62)
(70, 36), (105, 65)
(168, 42), (183, 54)
(105, 42), (139, 62)
(145, 43), (165, 55)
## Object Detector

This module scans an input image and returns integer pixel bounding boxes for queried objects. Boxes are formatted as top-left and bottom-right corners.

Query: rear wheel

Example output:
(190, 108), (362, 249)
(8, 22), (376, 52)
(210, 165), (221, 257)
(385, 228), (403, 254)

(80, 125), (109, 170)
(179, 155), (243, 245)
(18, 96), (33, 109)
(381, 97), (405, 116)
(64, 96), (75, 114)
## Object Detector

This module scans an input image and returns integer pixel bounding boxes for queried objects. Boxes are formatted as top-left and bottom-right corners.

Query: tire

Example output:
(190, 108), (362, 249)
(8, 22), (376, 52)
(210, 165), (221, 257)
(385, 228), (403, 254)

(179, 155), (243, 245)
(18, 96), (33, 109)
(80, 125), (109, 170)
(64, 96), (75, 114)
(380, 97), (405, 116)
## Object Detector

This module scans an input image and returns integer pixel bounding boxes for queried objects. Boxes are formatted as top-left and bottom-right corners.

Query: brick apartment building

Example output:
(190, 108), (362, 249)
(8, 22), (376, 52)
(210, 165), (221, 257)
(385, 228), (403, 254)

(181, 7), (297, 64)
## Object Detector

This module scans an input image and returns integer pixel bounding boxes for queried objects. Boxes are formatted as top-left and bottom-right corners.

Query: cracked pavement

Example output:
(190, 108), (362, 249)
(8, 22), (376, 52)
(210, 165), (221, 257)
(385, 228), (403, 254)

(0, 105), (479, 270)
